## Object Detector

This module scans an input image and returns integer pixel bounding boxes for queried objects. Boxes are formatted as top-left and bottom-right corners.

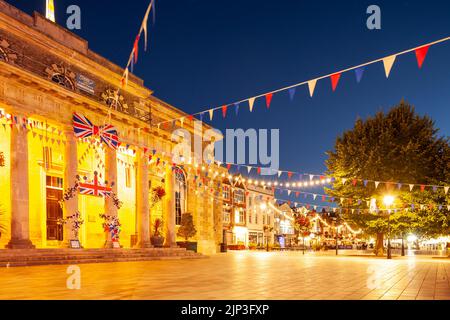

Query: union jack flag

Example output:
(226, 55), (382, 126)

(78, 172), (112, 198)
(73, 113), (119, 149)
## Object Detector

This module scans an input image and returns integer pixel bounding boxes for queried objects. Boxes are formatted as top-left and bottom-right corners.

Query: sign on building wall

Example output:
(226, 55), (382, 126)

(76, 74), (96, 95)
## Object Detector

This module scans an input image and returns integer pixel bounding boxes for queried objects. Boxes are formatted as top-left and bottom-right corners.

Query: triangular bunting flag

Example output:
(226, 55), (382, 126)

(278, 171), (282, 178)
(375, 181), (380, 189)
(288, 88), (296, 101)
(265, 93), (273, 109)
(330, 73), (341, 92)
(444, 186), (449, 195)
(221, 105), (228, 118)
(409, 184), (414, 191)
(247, 166), (252, 174)
(355, 67), (365, 83)
(142, 0), (153, 51)
(248, 98), (255, 112)
(308, 80), (317, 97)
(209, 109), (214, 121)
(235, 103), (240, 116)
(415, 45), (430, 69)
(383, 55), (396, 78)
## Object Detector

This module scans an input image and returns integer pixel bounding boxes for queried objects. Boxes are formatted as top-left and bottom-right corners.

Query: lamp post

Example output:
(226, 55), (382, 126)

(383, 195), (395, 260)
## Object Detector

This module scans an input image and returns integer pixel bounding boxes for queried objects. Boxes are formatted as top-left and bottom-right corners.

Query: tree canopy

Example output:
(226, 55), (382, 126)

(325, 101), (450, 241)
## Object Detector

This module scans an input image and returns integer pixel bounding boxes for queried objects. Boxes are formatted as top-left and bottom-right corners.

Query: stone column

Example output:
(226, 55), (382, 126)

(63, 130), (79, 247)
(7, 126), (34, 249)
(104, 146), (119, 248)
(164, 165), (176, 247)
(136, 149), (152, 248)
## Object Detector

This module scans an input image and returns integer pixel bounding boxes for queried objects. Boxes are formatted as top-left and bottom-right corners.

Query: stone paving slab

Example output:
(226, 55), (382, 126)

(0, 251), (449, 300)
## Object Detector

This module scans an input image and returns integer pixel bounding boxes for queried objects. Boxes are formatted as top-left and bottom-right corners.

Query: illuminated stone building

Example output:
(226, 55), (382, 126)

(0, 1), (222, 255)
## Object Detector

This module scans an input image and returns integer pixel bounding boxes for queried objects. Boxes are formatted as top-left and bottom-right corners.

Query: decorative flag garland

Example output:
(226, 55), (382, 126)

(154, 36), (450, 127)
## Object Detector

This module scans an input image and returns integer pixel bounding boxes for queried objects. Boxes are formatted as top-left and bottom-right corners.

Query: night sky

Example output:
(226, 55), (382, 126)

(7, 1), (450, 201)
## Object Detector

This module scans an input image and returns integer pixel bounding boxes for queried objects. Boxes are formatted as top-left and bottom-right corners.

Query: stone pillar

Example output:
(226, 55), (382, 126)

(63, 130), (79, 246)
(136, 149), (152, 248)
(7, 126), (34, 249)
(164, 165), (176, 247)
(104, 146), (119, 248)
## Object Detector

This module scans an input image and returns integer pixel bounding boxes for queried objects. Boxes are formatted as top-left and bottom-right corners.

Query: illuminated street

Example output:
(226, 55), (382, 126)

(1, 252), (449, 300)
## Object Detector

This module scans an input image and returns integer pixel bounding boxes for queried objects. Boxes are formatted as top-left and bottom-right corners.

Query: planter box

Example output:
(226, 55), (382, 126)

(151, 236), (165, 248)
(177, 241), (197, 252)
(227, 244), (246, 251)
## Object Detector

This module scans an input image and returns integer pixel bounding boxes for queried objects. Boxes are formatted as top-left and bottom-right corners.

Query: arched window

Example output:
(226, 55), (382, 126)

(174, 167), (187, 225)
(51, 73), (75, 90)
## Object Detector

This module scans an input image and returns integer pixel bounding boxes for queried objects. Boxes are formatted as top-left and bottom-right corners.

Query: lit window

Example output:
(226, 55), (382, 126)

(234, 189), (245, 203)
(223, 185), (230, 200)
(223, 207), (231, 223)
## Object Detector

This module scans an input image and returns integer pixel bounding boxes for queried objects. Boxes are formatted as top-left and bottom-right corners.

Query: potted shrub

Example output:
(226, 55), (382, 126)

(176, 213), (197, 252)
(151, 218), (165, 247)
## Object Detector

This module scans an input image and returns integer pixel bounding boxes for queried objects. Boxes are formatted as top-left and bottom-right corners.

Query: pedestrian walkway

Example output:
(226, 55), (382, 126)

(0, 251), (449, 300)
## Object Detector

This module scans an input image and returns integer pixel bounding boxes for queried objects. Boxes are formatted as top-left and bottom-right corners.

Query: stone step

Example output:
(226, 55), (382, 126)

(0, 248), (204, 267)
(0, 254), (206, 268)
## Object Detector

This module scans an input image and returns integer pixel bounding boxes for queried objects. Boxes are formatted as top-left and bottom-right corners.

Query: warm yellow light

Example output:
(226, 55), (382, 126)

(383, 195), (395, 207)
(260, 203), (267, 210)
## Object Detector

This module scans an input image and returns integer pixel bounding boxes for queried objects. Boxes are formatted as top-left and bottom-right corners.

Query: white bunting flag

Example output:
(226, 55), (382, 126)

(444, 187), (449, 195)
(209, 109), (214, 121)
(248, 97), (256, 112)
(342, 178), (347, 185)
(288, 190), (291, 196)
(409, 184), (414, 191)
(308, 79), (317, 97)
(383, 55), (397, 78)
(313, 194), (317, 200)
(310, 175), (314, 181)
(247, 166), (252, 174)
(448, 205), (450, 211)
(180, 117), (185, 127)
(375, 181), (380, 189)
(142, 0), (153, 51)
(278, 171), (282, 178)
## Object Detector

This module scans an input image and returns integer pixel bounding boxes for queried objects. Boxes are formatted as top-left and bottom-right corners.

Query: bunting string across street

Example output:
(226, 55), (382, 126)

(155, 36), (450, 127)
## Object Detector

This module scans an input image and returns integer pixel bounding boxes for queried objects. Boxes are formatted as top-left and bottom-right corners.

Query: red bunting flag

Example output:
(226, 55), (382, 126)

(288, 172), (293, 179)
(322, 195), (326, 202)
(415, 45), (430, 69)
(331, 73), (341, 92)
(222, 105), (228, 118)
(265, 93), (273, 109)
(188, 115), (194, 122)
(133, 35), (140, 63)
(420, 185), (426, 192)
(352, 179), (357, 186)
(295, 192), (300, 198)
(257, 167), (261, 175)
(226, 164), (232, 171)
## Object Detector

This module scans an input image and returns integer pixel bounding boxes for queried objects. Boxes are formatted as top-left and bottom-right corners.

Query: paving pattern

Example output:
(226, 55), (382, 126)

(0, 251), (449, 300)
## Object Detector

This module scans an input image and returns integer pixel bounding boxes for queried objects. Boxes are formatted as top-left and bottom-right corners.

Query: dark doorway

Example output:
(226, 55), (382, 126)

(46, 176), (63, 241)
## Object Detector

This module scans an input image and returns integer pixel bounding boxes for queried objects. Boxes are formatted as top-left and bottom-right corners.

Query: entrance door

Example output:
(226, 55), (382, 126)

(46, 176), (63, 241)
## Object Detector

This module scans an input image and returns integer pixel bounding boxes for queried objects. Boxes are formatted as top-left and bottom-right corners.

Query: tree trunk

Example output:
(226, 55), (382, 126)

(375, 233), (384, 256)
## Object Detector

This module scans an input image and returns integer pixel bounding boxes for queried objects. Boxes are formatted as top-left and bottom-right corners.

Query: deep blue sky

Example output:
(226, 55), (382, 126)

(8, 0), (450, 184)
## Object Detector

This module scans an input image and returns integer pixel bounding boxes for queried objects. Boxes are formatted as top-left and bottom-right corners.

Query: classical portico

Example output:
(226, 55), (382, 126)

(0, 0), (222, 255)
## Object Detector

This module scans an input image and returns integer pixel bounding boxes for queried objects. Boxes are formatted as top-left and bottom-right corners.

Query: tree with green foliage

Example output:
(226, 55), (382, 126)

(325, 101), (450, 256)
(177, 213), (197, 241)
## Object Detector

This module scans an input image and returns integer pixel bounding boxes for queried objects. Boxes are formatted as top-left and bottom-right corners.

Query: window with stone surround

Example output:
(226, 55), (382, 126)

(222, 185), (230, 200)
(174, 168), (187, 225)
(234, 189), (245, 204)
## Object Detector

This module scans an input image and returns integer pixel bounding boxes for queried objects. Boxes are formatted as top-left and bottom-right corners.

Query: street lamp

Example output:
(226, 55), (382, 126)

(383, 195), (395, 260)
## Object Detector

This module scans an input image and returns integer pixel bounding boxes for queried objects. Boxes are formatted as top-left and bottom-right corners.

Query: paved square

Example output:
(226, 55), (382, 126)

(0, 252), (449, 300)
